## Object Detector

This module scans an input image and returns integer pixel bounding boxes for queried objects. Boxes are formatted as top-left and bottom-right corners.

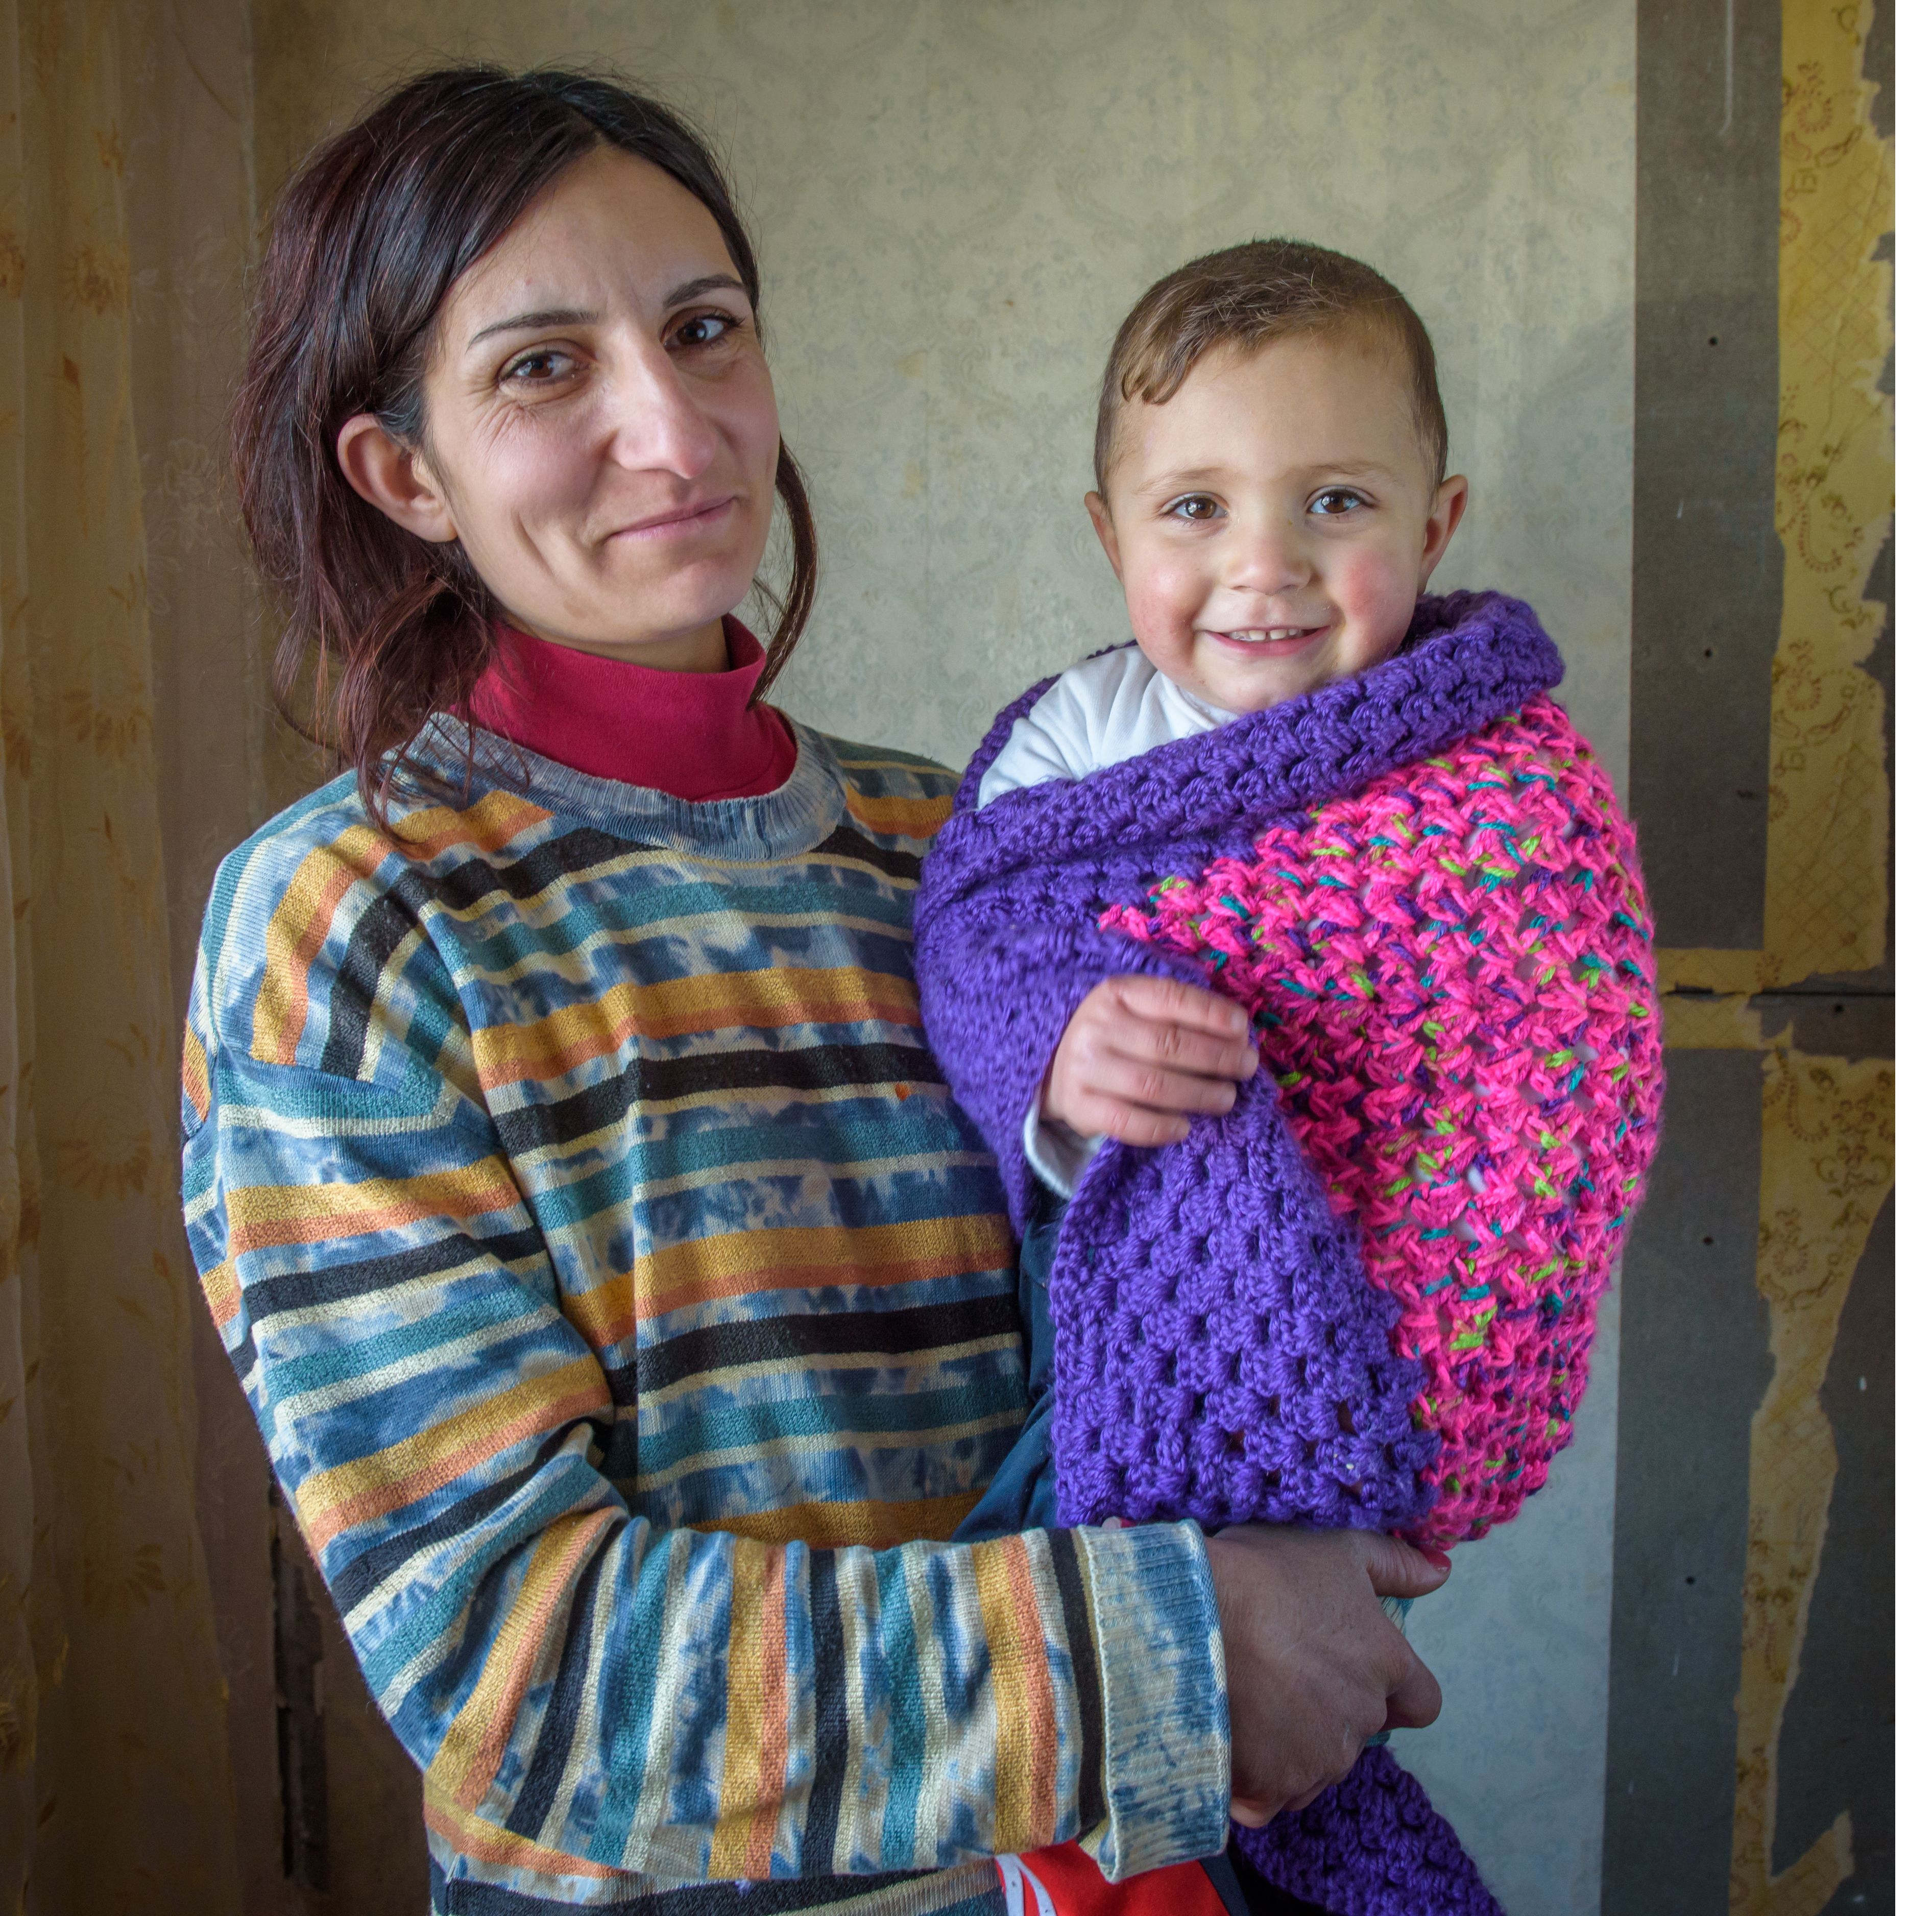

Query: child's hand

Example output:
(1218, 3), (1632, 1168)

(1041, 975), (1259, 1146)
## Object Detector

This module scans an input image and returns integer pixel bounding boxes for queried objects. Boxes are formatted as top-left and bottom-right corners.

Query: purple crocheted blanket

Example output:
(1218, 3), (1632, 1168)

(912, 590), (1663, 1913)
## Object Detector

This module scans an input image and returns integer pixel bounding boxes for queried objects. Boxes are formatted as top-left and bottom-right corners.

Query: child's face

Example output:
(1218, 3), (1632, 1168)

(1085, 330), (1468, 714)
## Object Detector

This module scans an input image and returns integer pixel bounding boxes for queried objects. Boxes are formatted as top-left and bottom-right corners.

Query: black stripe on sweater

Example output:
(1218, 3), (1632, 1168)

(809, 824), (925, 884)
(320, 886), (424, 1079)
(328, 1425), (584, 1614)
(424, 824), (649, 911)
(245, 1226), (550, 1327)
(633, 1294), (1015, 1401)
(493, 1043), (944, 1157)
(1048, 1528), (1107, 1841)
(798, 1548), (851, 1874)
(504, 1539), (604, 1841)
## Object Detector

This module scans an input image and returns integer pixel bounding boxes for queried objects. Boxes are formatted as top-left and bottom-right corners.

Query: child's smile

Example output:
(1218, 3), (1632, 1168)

(1085, 330), (1468, 715)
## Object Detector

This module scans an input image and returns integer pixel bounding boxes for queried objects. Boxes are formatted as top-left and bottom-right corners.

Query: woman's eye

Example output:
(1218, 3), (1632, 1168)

(1167, 495), (1221, 523)
(1310, 488), (1366, 516)
(502, 349), (576, 386)
(671, 312), (740, 349)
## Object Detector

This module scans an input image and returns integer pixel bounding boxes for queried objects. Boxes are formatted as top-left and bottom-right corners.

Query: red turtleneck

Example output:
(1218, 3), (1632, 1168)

(465, 616), (797, 801)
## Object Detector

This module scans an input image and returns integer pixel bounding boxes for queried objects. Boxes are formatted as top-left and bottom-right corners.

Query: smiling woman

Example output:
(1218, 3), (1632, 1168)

(336, 150), (782, 674)
(188, 65), (1455, 1916)
(234, 76), (815, 820)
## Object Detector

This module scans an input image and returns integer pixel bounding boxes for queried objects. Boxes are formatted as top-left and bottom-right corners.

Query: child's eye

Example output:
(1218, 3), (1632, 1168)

(1165, 494), (1222, 523)
(1309, 488), (1367, 516)
(670, 311), (742, 350)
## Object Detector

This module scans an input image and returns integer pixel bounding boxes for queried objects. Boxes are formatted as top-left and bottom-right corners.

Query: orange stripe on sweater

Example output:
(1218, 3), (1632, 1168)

(973, 1535), (1059, 1852)
(474, 966), (920, 1090)
(841, 788), (954, 840)
(711, 1538), (791, 1879)
(430, 1508), (616, 1810)
(563, 1213), (1012, 1349)
(688, 1490), (981, 1550)
(225, 1161), (525, 1252)
(422, 1787), (623, 1878)
(251, 793), (550, 1067)
(297, 1357), (608, 1550)
(181, 1025), (211, 1124)
(254, 842), (370, 1066)
(199, 1257), (241, 1330)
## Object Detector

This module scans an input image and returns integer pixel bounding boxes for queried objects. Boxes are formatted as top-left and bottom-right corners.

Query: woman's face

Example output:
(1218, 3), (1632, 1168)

(345, 146), (782, 668)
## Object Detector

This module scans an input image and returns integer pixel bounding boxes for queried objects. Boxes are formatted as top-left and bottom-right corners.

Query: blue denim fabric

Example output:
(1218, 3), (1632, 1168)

(953, 1201), (1063, 1542)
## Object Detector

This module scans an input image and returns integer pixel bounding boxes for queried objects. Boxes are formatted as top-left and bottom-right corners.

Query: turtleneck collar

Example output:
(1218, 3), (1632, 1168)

(463, 615), (797, 802)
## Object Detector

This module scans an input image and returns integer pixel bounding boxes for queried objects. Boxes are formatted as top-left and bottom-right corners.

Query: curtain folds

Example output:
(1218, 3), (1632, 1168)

(0, 0), (243, 1906)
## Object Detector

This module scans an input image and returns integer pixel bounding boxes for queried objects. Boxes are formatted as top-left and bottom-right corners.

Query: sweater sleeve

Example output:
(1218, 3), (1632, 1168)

(179, 866), (1229, 1886)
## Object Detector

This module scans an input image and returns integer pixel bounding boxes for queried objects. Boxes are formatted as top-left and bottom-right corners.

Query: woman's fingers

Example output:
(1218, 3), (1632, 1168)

(1229, 1794), (1286, 1829)
(1205, 1525), (1451, 1818)
(1383, 1649), (1443, 1734)
(1360, 1531), (1453, 1601)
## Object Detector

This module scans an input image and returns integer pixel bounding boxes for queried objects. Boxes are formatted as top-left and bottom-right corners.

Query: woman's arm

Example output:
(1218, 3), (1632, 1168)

(181, 881), (1227, 1886)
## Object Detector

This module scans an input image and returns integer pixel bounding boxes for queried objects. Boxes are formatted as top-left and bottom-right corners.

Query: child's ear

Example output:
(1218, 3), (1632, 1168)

(1417, 473), (1470, 584)
(1085, 491), (1125, 582)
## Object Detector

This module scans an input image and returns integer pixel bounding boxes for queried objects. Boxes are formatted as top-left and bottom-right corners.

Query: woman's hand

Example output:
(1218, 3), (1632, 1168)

(1040, 975), (1259, 1146)
(1203, 1526), (1451, 1826)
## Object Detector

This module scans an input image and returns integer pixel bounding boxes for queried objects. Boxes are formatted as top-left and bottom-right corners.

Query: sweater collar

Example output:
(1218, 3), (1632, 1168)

(406, 711), (850, 864)
(463, 615), (796, 802)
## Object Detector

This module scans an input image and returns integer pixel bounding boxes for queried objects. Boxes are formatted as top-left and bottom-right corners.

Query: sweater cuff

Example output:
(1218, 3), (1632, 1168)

(1074, 1519), (1230, 1880)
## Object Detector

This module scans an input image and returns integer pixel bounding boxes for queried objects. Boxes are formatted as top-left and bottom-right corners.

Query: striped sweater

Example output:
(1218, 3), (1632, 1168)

(181, 717), (1228, 1914)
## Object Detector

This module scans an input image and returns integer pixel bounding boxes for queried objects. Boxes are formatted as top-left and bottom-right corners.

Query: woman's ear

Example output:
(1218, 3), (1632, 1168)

(1417, 473), (1470, 584)
(336, 414), (460, 543)
(1084, 491), (1125, 583)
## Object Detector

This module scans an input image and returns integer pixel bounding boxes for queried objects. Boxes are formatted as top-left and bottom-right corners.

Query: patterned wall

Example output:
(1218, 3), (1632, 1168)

(1610, 2), (1893, 1911)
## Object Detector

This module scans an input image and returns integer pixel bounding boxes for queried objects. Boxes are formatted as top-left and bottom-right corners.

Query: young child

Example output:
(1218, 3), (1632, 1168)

(912, 242), (1662, 1911)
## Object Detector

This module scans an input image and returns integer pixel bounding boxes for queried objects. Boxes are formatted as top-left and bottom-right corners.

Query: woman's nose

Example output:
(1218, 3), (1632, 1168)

(606, 346), (720, 480)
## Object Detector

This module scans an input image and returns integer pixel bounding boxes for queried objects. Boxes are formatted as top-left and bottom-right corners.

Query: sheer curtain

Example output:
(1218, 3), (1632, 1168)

(0, 0), (244, 1905)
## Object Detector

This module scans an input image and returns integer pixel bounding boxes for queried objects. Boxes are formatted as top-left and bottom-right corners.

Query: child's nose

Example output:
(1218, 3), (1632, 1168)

(1225, 518), (1314, 593)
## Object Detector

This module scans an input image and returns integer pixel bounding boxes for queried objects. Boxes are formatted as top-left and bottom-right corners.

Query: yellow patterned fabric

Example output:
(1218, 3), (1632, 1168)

(0, 0), (241, 1907)
(1647, 6), (1894, 1912)
(1660, 0), (1893, 998)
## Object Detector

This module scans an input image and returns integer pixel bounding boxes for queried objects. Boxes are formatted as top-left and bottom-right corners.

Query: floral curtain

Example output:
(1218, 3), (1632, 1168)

(0, 0), (243, 1905)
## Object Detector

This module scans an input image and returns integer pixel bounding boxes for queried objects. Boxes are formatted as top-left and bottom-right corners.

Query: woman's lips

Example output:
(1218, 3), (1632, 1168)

(1202, 624), (1331, 655)
(608, 496), (736, 540)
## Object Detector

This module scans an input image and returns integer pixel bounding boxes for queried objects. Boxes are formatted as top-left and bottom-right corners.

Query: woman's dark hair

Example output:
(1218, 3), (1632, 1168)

(234, 65), (817, 821)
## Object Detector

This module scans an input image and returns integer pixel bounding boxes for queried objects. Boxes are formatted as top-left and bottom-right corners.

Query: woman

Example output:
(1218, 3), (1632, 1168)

(184, 66), (1448, 1915)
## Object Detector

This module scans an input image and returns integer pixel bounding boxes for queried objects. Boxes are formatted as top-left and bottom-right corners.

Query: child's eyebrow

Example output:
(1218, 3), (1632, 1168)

(1135, 457), (1400, 495)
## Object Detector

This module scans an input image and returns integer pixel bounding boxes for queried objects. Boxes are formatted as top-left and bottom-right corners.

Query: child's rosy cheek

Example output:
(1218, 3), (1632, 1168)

(1142, 555), (1208, 609)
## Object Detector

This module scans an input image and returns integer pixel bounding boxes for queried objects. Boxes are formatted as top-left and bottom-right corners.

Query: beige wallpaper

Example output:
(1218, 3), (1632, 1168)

(254, 0), (1635, 791)
(249, 6), (1636, 1910)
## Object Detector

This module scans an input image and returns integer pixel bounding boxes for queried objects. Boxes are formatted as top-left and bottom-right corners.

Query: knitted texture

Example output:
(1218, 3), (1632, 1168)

(1100, 695), (1662, 1546)
(913, 591), (1583, 1537)
(914, 592), (1659, 1915)
(1233, 1749), (1506, 1915)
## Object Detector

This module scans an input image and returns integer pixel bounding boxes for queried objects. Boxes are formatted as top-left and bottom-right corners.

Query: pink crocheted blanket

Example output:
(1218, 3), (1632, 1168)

(914, 593), (1664, 1551)
(1103, 693), (1662, 1544)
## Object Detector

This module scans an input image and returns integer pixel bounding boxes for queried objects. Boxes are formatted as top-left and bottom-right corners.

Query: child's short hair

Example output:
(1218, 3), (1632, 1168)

(1094, 239), (1448, 492)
